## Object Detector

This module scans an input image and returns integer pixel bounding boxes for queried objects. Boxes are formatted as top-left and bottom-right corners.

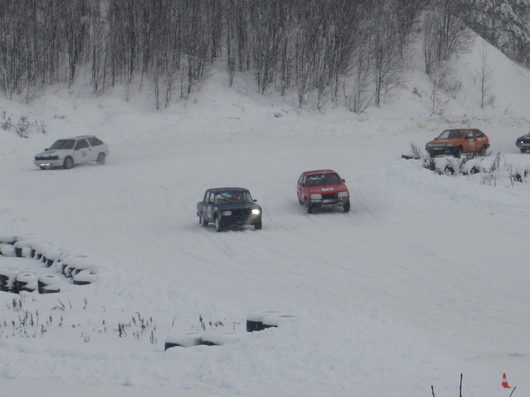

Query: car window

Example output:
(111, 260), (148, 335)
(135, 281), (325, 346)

(88, 137), (103, 146)
(438, 130), (462, 139)
(75, 139), (89, 150)
(306, 173), (340, 186)
(214, 191), (252, 204)
(49, 139), (75, 150)
(473, 130), (484, 138)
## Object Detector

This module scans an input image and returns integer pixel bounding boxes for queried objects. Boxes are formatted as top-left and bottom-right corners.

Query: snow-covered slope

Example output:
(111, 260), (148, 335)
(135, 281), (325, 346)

(1, 32), (530, 397)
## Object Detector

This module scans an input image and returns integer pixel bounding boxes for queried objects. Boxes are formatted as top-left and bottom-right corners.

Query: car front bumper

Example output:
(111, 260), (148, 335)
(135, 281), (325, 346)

(426, 146), (455, 156)
(218, 214), (261, 226)
(310, 196), (349, 207)
(34, 159), (64, 168)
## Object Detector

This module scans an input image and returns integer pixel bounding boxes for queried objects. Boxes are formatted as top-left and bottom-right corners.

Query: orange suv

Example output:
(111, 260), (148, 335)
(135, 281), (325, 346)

(426, 128), (489, 157)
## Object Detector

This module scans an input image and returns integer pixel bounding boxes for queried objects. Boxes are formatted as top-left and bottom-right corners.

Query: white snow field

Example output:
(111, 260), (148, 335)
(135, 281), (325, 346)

(1, 34), (530, 397)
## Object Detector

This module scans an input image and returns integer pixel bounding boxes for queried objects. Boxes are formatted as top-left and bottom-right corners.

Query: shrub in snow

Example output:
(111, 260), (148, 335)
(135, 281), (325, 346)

(1, 112), (46, 137)
(16, 116), (30, 138)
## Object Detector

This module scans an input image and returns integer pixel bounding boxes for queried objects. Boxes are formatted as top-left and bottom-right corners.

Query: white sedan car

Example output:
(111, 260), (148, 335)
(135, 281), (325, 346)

(34, 135), (109, 169)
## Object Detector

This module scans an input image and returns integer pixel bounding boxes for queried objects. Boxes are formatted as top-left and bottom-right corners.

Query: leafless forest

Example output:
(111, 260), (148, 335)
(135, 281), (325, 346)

(0, 0), (528, 109)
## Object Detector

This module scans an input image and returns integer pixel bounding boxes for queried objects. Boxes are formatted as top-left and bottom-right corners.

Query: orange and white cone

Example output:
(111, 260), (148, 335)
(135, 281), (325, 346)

(502, 373), (511, 389)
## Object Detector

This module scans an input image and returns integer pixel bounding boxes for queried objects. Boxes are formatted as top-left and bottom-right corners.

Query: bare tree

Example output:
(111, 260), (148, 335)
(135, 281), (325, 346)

(478, 46), (494, 109)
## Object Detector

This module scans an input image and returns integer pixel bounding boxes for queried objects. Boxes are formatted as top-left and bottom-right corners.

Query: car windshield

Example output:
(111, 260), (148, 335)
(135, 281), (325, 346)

(437, 130), (462, 139)
(49, 139), (75, 150)
(306, 173), (340, 186)
(214, 191), (253, 204)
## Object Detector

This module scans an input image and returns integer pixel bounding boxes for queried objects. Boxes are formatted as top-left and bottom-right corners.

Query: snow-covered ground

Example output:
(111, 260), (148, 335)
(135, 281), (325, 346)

(1, 33), (530, 397)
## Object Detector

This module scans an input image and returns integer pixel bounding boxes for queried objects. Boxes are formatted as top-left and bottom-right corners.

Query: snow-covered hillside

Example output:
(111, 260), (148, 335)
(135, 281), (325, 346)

(1, 33), (530, 397)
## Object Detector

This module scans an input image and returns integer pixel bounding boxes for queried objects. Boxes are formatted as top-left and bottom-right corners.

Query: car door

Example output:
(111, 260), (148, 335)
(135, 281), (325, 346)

(473, 130), (486, 148)
(73, 139), (90, 163)
(464, 130), (476, 152)
(88, 137), (104, 161)
(297, 174), (305, 202)
(205, 192), (215, 221)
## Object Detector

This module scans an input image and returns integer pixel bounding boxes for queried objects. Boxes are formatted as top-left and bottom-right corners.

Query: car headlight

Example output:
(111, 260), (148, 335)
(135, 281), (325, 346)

(221, 210), (232, 216)
(338, 191), (349, 198)
(310, 194), (322, 200)
(251, 208), (261, 215)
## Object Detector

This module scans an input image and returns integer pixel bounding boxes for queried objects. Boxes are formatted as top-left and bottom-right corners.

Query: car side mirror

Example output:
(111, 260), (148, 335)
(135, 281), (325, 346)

(253, 199), (257, 202)
(342, 178), (346, 183)
(44, 148), (49, 151)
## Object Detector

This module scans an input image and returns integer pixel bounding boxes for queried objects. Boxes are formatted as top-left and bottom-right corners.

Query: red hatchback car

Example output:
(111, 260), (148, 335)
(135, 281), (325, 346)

(297, 170), (350, 213)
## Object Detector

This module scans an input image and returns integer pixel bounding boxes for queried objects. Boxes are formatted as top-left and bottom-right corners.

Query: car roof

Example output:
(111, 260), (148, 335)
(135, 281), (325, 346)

(55, 135), (97, 140)
(443, 128), (480, 132)
(208, 187), (250, 193)
(302, 169), (338, 175)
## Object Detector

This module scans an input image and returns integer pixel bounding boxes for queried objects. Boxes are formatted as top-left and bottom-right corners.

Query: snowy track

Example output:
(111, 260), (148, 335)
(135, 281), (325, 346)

(2, 77), (530, 395)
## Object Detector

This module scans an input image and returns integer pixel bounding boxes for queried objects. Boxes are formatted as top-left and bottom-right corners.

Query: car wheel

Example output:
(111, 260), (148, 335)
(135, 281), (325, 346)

(63, 156), (74, 169)
(97, 152), (106, 164)
(214, 216), (223, 232)
(254, 221), (262, 230)
(521, 148), (526, 153)
(304, 199), (313, 214)
(343, 200), (350, 213)
(199, 213), (208, 227)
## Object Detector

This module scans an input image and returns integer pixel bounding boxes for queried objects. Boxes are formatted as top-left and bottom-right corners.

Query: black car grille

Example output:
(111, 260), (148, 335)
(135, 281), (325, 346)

(322, 193), (338, 200)
(230, 208), (252, 220)
(35, 156), (59, 161)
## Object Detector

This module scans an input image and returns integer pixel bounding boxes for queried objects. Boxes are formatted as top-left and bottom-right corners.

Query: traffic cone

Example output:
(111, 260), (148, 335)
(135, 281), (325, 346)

(502, 373), (511, 388)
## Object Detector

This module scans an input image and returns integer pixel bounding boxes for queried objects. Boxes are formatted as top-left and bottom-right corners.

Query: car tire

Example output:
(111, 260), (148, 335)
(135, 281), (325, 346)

(297, 193), (303, 205)
(214, 216), (223, 232)
(304, 199), (313, 214)
(521, 148), (526, 153)
(254, 221), (262, 230)
(63, 156), (74, 169)
(96, 152), (106, 164)
(343, 200), (350, 213)
(199, 213), (208, 227)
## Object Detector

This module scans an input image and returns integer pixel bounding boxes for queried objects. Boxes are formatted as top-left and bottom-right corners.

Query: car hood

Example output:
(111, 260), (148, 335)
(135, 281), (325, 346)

(35, 149), (70, 157)
(426, 138), (454, 145)
(215, 202), (261, 210)
(307, 184), (348, 194)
